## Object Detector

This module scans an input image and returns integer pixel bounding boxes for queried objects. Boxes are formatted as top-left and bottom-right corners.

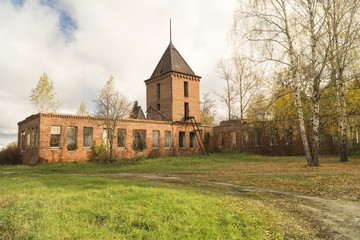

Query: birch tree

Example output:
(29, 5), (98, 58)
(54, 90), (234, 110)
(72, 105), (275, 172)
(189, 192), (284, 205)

(95, 76), (131, 162)
(325, 0), (360, 162)
(234, 0), (334, 166)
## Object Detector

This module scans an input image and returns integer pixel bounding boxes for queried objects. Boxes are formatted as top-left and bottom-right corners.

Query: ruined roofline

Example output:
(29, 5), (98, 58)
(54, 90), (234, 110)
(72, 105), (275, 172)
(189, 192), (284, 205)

(18, 112), (175, 126)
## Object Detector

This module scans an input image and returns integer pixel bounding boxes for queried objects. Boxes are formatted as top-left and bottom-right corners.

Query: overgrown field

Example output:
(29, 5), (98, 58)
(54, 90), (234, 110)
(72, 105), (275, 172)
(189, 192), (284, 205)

(1, 152), (359, 239)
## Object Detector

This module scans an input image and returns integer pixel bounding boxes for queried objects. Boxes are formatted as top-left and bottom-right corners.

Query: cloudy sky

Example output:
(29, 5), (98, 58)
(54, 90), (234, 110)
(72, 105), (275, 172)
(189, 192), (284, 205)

(0, 0), (237, 148)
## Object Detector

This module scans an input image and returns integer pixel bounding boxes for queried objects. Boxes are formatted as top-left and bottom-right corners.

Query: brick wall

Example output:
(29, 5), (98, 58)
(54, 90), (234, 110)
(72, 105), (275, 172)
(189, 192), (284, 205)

(18, 113), (213, 164)
(145, 72), (201, 122)
(211, 120), (339, 156)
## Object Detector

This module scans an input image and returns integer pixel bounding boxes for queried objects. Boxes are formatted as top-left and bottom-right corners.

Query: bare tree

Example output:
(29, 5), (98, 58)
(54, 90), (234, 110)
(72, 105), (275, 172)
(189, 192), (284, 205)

(232, 55), (260, 120)
(200, 92), (216, 125)
(95, 76), (131, 162)
(217, 59), (238, 120)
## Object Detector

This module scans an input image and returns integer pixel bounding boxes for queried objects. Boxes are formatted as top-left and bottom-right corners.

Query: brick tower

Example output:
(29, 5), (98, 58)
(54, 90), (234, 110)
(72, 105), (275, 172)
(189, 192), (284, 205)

(145, 40), (201, 122)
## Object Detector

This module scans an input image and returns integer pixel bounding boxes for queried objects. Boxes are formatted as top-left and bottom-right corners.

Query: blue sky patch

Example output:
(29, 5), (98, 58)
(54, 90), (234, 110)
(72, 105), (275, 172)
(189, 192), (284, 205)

(11, 0), (25, 7)
(40, 0), (78, 40)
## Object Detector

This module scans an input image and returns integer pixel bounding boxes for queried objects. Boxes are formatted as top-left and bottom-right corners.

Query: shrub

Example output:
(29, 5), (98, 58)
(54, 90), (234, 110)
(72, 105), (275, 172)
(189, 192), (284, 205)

(91, 141), (110, 162)
(0, 142), (22, 165)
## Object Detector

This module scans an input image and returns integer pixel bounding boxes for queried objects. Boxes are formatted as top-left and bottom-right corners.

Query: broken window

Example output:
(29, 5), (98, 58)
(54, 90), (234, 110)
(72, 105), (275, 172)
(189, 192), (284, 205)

(255, 128), (263, 146)
(242, 130), (249, 147)
(184, 102), (189, 119)
(35, 126), (38, 148)
(67, 127), (78, 151)
(285, 127), (294, 145)
(133, 130), (146, 151)
(165, 131), (171, 148)
(179, 131), (186, 148)
(156, 83), (160, 99)
(184, 81), (189, 97)
(50, 126), (62, 148)
(230, 132), (237, 149)
(83, 127), (93, 148)
(219, 132), (224, 148)
(117, 129), (126, 148)
(269, 127), (279, 146)
(26, 129), (30, 149)
(153, 130), (160, 148)
(190, 132), (196, 148)
(103, 128), (108, 146)
(20, 131), (26, 150)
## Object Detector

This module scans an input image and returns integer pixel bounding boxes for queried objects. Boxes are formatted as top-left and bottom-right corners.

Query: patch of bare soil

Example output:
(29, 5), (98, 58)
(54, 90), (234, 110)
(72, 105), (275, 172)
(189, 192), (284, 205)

(72, 172), (359, 240)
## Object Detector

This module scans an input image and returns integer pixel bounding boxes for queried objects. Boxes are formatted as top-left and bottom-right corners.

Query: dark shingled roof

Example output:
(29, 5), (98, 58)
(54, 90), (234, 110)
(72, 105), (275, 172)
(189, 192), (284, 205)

(150, 42), (196, 78)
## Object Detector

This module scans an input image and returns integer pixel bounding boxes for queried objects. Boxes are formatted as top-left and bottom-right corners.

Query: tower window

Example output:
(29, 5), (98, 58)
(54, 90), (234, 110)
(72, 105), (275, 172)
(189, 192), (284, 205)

(156, 83), (160, 99)
(184, 102), (189, 118)
(184, 81), (188, 97)
(157, 104), (160, 110)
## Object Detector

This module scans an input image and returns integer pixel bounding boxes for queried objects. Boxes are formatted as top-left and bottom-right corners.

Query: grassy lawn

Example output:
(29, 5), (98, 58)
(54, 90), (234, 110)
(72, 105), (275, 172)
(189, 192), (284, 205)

(1, 152), (359, 239)
(0, 173), (313, 239)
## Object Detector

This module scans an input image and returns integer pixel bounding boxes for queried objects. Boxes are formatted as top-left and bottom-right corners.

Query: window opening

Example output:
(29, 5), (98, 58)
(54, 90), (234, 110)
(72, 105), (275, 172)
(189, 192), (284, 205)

(242, 130), (249, 146)
(179, 132), (186, 148)
(255, 128), (263, 146)
(184, 81), (188, 97)
(67, 127), (78, 151)
(230, 132), (237, 149)
(153, 130), (160, 148)
(190, 132), (196, 148)
(184, 102), (189, 118)
(270, 127), (279, 146)
(35, 126), (39, 148)
(50, 126), (62, 148)
(83, 127), (93, 148)
(117, 129), (126, 148)
(156, 83), (160, 99)
(103, 128), (108, 146)
(133, 130), (146, 151)
(165, 131), (171, 148)
(219, 132), (224, 148)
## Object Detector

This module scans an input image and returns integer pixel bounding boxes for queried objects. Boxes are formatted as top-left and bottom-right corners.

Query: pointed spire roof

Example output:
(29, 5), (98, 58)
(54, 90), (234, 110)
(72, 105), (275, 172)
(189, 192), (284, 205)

(150, 42), (197, 78)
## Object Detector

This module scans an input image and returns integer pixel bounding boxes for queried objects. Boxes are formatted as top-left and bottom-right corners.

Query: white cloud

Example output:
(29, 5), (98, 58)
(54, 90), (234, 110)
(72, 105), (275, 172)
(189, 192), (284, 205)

(0, 0), (236, 148)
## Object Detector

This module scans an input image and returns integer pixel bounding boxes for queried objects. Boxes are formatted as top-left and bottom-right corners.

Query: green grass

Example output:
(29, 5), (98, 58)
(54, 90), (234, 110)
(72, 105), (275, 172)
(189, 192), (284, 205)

(0, 152), (247, 174)
(0, 173), (312, 239)
(0, 152), (332, 174)
(1, 152), (359, 238)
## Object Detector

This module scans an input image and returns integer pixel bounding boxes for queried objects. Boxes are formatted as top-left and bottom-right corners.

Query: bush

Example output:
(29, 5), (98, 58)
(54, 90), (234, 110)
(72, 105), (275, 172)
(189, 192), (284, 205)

(0, 142), (22, 165)
(91, 141), (110, 162)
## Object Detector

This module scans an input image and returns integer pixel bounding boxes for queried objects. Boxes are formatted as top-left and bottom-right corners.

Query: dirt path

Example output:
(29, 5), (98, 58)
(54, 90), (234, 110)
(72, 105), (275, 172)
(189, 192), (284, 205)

(69, 172), (360, 240)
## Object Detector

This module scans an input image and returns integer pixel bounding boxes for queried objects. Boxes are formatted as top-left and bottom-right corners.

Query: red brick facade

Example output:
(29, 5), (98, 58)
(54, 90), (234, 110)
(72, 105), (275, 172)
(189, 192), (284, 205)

(145, 73), (200, 122)
(211, 120), (340, 155)
(18, 113), (212, 164)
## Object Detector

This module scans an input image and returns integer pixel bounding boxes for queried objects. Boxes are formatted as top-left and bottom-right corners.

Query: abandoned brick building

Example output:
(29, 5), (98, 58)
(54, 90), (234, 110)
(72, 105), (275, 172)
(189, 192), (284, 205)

(18, 39), (213, 164)
(18, 37), (354, 164)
